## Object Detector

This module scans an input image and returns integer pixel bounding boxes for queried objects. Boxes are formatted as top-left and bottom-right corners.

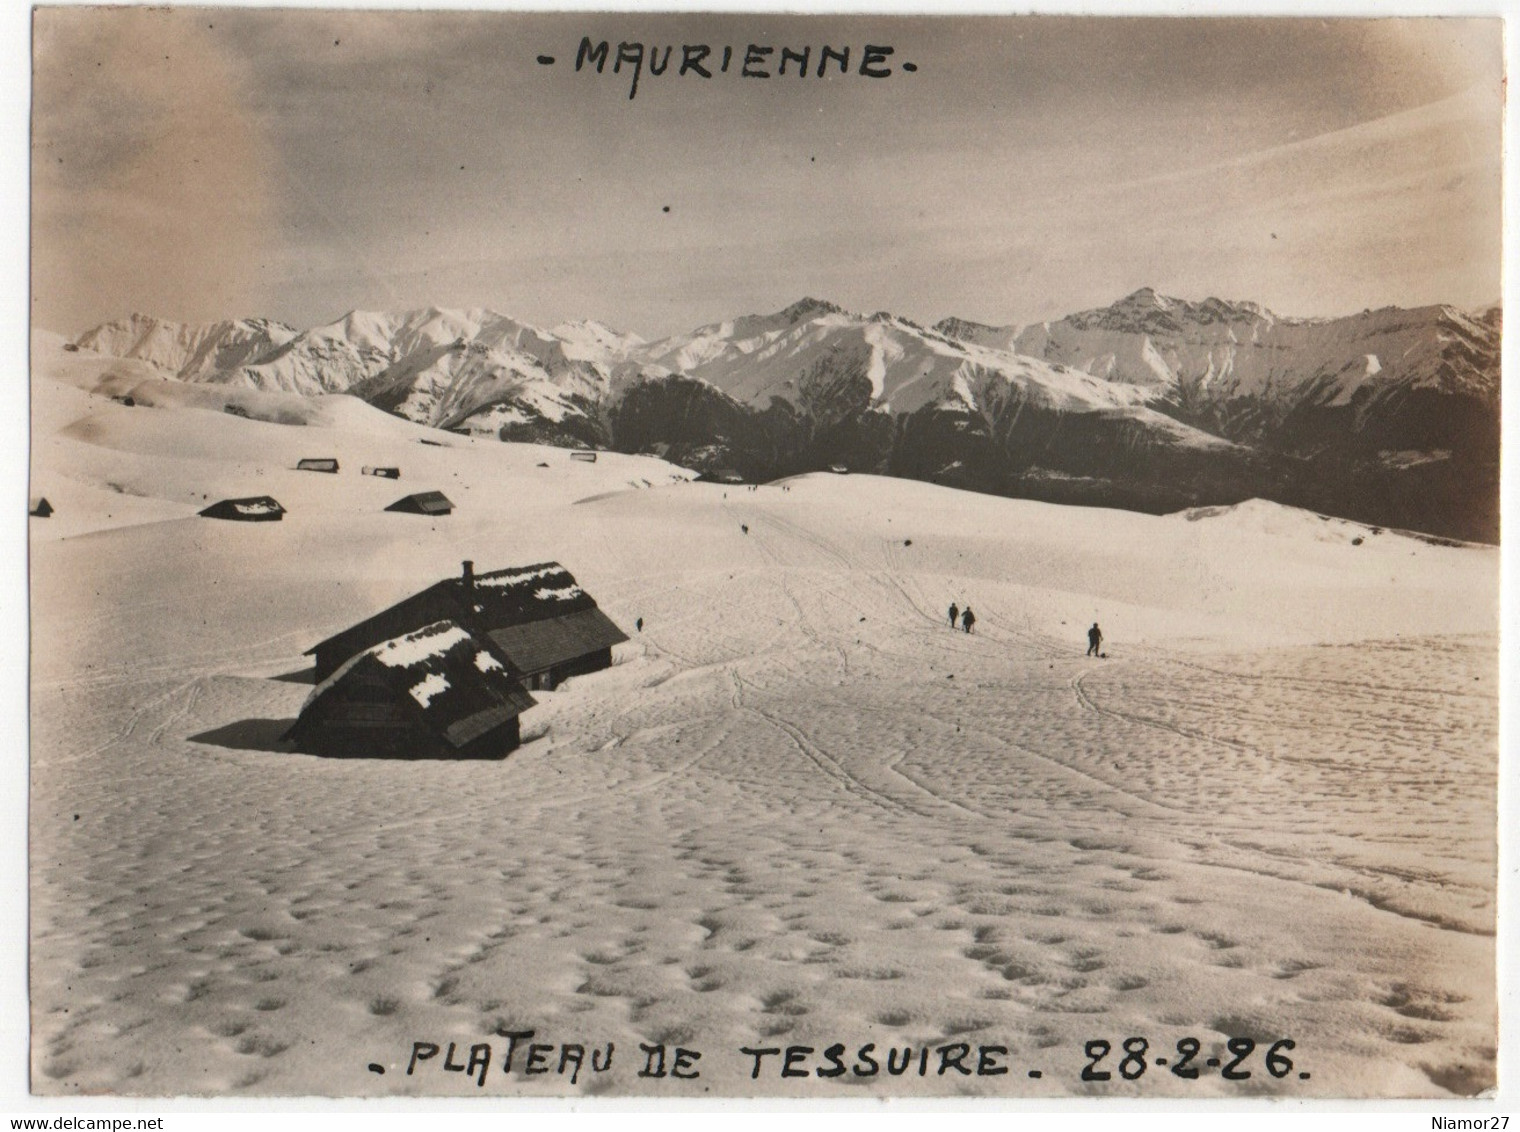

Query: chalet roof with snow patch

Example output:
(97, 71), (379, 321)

(305, 561), (629, 677)
(387, 491), (453, 514)
(458, 562), (601, 621)
(298, 620), (536, 748)
(199, 496), (285, 521)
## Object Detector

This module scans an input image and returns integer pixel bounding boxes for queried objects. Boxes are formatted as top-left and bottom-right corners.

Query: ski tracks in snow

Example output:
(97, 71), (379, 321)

(30, 484), (1498, 1096)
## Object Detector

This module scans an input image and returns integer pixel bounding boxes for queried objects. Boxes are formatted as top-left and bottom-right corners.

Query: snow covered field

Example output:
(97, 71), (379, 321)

(28, 337), (1498, 1097)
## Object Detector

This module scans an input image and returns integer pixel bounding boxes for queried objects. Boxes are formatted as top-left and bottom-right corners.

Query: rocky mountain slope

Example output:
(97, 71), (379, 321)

(928, 290), (1501, 540)
(942, 288), (1499, 456)
(65, 290), (1500, 542)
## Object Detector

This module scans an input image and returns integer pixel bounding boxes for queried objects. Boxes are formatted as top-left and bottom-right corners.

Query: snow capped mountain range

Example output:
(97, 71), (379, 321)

(64, 289), (1501, 541)
(944, 288), (1499, 440)
(77, 307), (629, 443)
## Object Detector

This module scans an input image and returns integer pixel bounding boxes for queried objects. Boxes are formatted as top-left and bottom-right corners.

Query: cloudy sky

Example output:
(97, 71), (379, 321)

(30, 9), (1502, 338)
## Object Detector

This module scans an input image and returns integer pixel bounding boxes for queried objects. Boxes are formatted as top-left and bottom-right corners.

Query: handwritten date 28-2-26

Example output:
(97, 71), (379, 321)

(1080, 1037), (1307, 1082)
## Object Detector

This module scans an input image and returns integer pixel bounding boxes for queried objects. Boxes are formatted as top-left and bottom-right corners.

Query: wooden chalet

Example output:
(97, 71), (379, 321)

(200, 496), (285, 522)
(307, 560), (629, 691)
(284, 620), (536, 759)
(297, 457), (339, 473)
(386, 491), (453, 515)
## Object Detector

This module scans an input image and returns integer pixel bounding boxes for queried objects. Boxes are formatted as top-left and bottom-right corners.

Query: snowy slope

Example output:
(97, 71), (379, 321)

(75, 314), (302, 382)
(65, 288), (1501, 541)
(74, 298), (1224, 435)
(639, 298), (1171, 419)
(72, 291), (1500, 441)
(73, 307), (631, 438)
(981, 289), (1500, 443)
(27, 340), (1499, 1096)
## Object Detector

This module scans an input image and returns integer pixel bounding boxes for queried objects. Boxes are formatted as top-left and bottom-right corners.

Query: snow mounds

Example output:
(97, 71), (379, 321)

(27, 319), (1499, 1099)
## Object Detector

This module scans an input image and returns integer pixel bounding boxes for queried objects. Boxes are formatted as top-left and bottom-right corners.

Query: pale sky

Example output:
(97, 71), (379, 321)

(30, 9), (1503, 338)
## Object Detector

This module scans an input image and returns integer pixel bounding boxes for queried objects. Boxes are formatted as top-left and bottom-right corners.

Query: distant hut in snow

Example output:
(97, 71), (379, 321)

(29, 497), (52, 518)
(386, 491), (453, 516)
(828, 464), (850, 475)
(199, 496), (285, 522)
(363, 466), (401, 479)
(283, 620), (536, 759)
(297, 458), (339, 473)
(701, 469), (746, 485)
(570, 450), (598, 463)
(306, 560), (629, 691)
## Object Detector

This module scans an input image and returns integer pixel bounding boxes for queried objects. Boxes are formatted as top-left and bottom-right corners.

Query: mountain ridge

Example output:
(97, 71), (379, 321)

(61, 289), (1501, 542)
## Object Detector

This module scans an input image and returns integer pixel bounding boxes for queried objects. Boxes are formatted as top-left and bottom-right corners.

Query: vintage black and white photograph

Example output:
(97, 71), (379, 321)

(26, 8), (1504, 1099)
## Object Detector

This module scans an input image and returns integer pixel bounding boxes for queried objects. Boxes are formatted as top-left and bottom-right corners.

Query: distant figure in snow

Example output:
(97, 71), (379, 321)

(741, 524), (749, 534)
(636, 617), (643, 633)
(949, 602), (959, 628)
(1087, 623), (1103, 656)
(961, 607), (976, 633)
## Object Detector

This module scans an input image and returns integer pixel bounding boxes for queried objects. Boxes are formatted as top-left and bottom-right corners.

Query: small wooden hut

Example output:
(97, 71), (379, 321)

(199, 496), (285, 522)
(363, 466), (401, 479)
(284, 620), (536, 759)
(386, 491), (453, 516)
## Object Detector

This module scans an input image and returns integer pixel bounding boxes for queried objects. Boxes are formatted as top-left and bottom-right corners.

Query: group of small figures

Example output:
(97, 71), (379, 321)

(949, 602), (1105, 655)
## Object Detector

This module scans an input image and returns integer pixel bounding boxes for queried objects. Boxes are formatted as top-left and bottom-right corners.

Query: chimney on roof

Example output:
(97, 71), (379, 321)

(462, 560), (474, 588)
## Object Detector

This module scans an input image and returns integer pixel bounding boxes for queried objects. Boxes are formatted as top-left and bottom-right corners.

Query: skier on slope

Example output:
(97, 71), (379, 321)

(961, 607), (976, 634)
(1087, 622), (1103, 656)
(949, 602), (959, 628)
